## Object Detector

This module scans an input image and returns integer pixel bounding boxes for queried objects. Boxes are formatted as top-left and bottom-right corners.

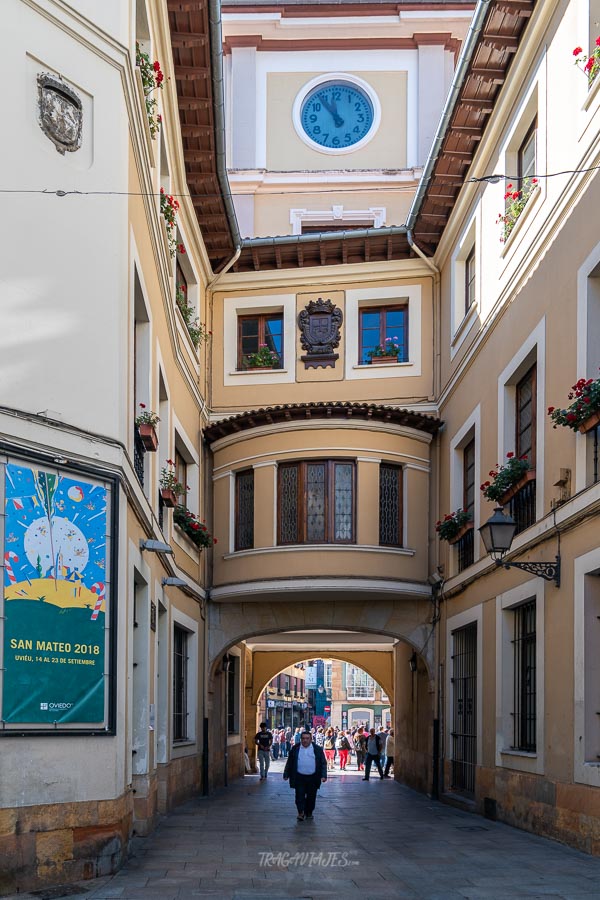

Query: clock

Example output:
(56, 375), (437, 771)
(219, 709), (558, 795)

(294, 75), (379, 154)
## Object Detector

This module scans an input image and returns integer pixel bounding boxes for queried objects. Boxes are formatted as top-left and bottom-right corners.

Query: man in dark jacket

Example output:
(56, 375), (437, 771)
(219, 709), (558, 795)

(283, 730), (327, 820)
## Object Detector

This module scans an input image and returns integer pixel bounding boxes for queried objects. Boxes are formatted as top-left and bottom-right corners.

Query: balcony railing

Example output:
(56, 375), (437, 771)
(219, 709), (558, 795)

(457, 527), (474, 573)
(508, 477), (536, 535)
(133, 429), (146, 488)
(591, 424), (599, 485)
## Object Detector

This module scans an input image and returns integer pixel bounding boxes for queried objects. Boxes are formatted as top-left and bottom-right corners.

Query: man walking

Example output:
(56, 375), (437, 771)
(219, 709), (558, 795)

(283, 730), (327, 820)
(362, 727), (384, 780)
(254, 722), (273, 780)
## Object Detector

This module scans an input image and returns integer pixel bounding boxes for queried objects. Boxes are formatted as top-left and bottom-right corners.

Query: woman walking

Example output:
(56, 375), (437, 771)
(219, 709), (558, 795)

(336, 729), (351, 770)
(323, 727), (336, 770)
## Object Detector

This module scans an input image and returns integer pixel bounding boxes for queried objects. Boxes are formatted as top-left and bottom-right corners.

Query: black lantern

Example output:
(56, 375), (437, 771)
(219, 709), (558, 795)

(408, 651), (418, 673)
(479, 506), (561, 587)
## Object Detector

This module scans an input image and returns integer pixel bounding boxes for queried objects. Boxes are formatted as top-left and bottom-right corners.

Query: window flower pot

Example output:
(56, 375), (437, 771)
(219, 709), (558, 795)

(370, 355), (398, 365)
(578, 410), (600, 434)
(499, 469), (536, 506)
(448, 522), (474, 546)
(160, 488), (178, 508)
(138, 423), (158, 452)
(244, 365), (276, 372)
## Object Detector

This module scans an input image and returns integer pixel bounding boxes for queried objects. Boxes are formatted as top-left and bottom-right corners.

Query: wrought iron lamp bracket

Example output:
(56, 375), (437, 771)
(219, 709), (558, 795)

(496, 556), (561, 587)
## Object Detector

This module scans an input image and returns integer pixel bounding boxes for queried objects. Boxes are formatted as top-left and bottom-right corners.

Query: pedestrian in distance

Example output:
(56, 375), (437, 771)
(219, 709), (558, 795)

(353, 726), (366, 770)
(283, 730), (327, 820)
(254, 722), (273, 780)
(336, 729), (351, 770)
(362, 727), (385, 780)
(383, 728), (394, 777)
(323, 727), (336, 770)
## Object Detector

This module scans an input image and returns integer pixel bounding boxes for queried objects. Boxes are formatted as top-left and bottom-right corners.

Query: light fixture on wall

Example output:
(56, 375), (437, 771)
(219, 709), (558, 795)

(479, 506), (561, 587)
(140, 539), (173, 554)
(162, 576), (186, 587)
(408, 651), (418, 673)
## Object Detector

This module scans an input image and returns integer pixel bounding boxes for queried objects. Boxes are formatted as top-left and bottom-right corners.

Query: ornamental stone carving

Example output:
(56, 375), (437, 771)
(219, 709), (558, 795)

(297, 298), (343, 369)
(37, 73), (83, 154)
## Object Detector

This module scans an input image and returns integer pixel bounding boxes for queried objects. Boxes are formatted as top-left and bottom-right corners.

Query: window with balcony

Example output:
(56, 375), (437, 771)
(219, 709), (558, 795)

(379, 463), (403, 547)
(359, 306), (408, 364)
(512, 599), (537, 752)
(517, 120), (537, 188)
(237, 313), (283, 370)
(235, 469), (254, 551)
(456, 438), (475, 572)
(278, 460), (355, 544)
(508, 364), (537, 533)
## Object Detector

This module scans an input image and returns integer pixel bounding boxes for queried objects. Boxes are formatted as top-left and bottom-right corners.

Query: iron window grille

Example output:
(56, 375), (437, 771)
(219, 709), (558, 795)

(512, 599), (537, 752)
(133, 429), (146, 488)
(379, 463), (403, 547)
(227, 655), (239, 734)
(359, 305), (408, 364)
(235, 469), (254, 550)
(277, 460), (355, 545)
(173, 625), (189, 742)
(451, 622), (477, 794)
(457, 438), (475, 572)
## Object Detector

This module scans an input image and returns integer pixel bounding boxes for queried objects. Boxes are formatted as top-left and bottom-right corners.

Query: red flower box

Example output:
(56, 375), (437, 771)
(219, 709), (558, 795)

(370, 355), (398, 365)
(578, 410), (600, 434)
(500, 469), (536, 506)
(138, 423), (158, 452)
(160, 488), (178, 508)
(448, 521), (474, 546)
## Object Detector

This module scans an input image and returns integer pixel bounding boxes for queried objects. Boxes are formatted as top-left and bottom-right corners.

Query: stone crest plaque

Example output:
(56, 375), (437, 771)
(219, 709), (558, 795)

(37, 73), (83, 154)
(298, 297), (343, 369)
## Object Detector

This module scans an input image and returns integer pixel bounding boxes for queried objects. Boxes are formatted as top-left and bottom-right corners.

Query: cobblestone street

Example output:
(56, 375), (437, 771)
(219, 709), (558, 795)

(11, 760), (600, 900)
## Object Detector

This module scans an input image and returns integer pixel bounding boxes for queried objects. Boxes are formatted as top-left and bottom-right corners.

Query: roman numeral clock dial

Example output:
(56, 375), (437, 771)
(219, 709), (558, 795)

(297, 78), (377, 152)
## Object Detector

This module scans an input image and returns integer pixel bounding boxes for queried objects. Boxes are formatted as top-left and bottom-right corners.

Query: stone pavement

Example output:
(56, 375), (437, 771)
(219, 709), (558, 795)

(9, 759), (600, 900)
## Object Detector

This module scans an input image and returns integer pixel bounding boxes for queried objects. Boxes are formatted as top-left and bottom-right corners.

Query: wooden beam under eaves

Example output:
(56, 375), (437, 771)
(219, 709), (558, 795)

(320, 244), (327, 266)
(452, 126), (483, 139)
(420, 212), (449, 220)
(471, 66), (506, 83)
(275, 246), (282, 269)
(174, 66), (209, 81)
(481, 33), (519, 51)
(252, 249), (260, 271)
(167, 0), (201, 9)
(429, 194), (456, 206)
(443, 150), (473, 160)
(297, 245), (304, 267)
(387, 238), (393, 260)
(181, 124), (213, 137)
(171, 32), (208, 47)
(461, 97), (495, 112)
(179, 98), (212, 110)
(495, 0), (533, 16)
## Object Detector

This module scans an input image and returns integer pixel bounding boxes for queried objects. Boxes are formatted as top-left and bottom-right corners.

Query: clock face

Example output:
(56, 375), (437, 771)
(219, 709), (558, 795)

(299, 80), (375, 151)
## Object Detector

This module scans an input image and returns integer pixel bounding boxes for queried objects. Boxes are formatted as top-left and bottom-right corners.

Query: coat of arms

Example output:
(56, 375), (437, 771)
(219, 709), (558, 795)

(298, 298), (343, 369)
(37, 73), (83, 154)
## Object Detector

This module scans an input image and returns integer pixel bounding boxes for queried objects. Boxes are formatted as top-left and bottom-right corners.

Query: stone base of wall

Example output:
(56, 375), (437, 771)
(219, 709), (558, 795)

(132, 771), (159, 836)
(157, 752), (202, 813)
(0, 793), (132, 896)
(395, 748), (431, 795)
(443, 764), (600, 856)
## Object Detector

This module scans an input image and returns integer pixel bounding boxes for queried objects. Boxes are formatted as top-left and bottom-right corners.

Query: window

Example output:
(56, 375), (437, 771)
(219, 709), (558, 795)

(346, 666), (375, 700)
(173, 625), (188, 742)
(518, 120), (537, 187)
(226, 655), (239, 735)
(359, 306), (408, 364)
(301, 221), (373, 234)
(324, 663), (332, 692)
(451, 623), (477, 793)
(457, 439), (475, 572)
(379, 463), (403, 547)
(235, 469), (254, 551)
(237, 313), (283, 369)
(278, 460), (355, 544)
(512, 600), (536, 752)
(465, 246), (476, 316)
(516, 364), (536, 466)
(284, 675), (290, 693)
(174, 449), (187, 507)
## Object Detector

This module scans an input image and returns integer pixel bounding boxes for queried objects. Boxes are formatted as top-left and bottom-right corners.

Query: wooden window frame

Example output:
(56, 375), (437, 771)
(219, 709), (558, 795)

(174, 449), (187, 508)
(517, 120), (537, 186)
(237, 312), (284, 370)
(463, 438), (476, 517)
(515, 364), (537, 468)
(173, 625), (188, 743)
(465, 246), (476, 316)
(378, 463), (403, 548)
(277, 459), (356, 545)
(358, 305), (409, 364)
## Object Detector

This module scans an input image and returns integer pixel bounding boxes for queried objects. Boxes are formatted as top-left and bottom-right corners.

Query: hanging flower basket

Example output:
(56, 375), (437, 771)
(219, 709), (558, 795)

(548, 373), (600, 433)
(578, 410), (600, 434)
(480, 453), (531, 503)
(160, 488), (178, 508)
(498, 469), (536, 505)
(138, 423), (158, 452)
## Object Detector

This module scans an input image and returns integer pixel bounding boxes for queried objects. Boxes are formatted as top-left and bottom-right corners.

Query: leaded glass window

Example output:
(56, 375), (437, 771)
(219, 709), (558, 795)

(516, 364), (536, 467)
(235, 469), (254, 551)
(173, 625), (188, 742)
(379, 464), (402, 547)
(278, 460), (355, 544)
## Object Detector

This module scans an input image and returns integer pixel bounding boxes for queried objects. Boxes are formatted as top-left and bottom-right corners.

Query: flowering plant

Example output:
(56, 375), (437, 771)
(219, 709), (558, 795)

(573, 39), (600, 86)
(244, 343), (280, 368)
(175, 285), (211, 350)
(548, 372), (600, 431)
(480, 452), (530, 503)
(135, 403), (160, 427)
(160, 188), (179, 257)
(135, 43), (164, 139)
(159, 460), (187, 496)
(369, 336), (402, 358)
(435, 509), (471, 542)
(173, 505), (216, 549)
(496, 178), (538, 242)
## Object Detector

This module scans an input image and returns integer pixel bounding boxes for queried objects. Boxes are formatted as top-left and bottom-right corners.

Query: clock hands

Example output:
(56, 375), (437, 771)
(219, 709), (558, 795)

(320, 95), (344, 129)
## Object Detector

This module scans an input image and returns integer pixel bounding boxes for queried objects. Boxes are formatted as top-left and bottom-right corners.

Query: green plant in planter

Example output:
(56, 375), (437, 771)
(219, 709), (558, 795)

(480, 453), (530, 503)
(435, 509), (471, 542)
(548, 373), (600, 431)
(496, 178), (538, 243)
(135, 43), (164, 138)
(135, 403), (160, 427)
(160, 188), (179, 257)
(368, 336), (402, 359)
(159, 460), (186, 496)
(173, 505), (216, 548)
(244, 343), (280, 368)
(175, 285), (211, 350)
(573, 38), (600, 86)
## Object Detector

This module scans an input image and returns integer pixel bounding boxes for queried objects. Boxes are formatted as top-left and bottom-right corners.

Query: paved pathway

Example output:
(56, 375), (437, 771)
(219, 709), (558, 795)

(12, 760), (600, 900)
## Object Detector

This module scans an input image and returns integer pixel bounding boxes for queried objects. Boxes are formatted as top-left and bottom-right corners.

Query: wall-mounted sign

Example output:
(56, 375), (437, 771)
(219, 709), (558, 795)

(305, 665), (317, 688)
(0, 454), (117, 733)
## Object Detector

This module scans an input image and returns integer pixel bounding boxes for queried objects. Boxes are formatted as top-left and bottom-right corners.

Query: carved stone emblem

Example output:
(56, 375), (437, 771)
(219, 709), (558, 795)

(37, 73), (83, 154)
(298, 298), (343, 369)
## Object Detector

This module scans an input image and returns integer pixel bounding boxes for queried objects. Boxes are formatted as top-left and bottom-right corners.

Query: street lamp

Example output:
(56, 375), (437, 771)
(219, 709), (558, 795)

(479, 506), (561, 587)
